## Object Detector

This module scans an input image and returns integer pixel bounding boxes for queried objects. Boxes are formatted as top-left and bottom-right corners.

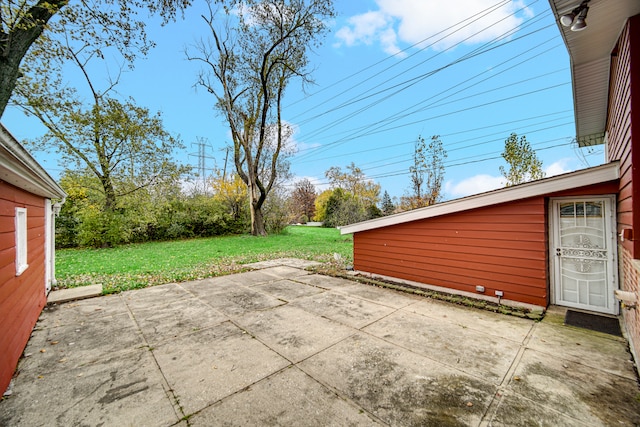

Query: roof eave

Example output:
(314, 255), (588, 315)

(548, 0), (640, 147)
(340, 162), (619, 235)
(0, 124), (66, 199)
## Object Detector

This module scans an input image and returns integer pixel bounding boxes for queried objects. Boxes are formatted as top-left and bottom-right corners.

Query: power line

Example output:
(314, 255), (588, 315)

(294, 22), (560, 160)
(304, 138), (574, 189)
(286, 0), (515, 113)
(295, 81), (570, 162)
(295, 111), (573, 166)
(292, 3), (550, 139)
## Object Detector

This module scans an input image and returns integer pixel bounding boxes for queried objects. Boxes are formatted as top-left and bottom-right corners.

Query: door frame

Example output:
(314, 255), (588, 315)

(549, 195), (619, 315)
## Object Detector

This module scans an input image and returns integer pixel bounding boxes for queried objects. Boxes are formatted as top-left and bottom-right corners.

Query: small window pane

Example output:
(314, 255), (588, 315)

(560, 203), (575, 217)
(585, 202), (602, 217)
(15, 208), (28, 276)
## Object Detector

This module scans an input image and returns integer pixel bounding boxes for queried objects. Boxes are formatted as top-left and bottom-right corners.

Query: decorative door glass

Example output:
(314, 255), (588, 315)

(556, 201), (608, 308)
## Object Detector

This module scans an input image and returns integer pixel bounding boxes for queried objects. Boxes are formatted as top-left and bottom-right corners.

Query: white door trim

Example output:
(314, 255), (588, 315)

(549, 195), (618, 315)
(45, 199), (52, 295)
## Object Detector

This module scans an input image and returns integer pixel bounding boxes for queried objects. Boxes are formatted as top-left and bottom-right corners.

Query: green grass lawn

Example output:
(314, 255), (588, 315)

(56, 226), (353, 294)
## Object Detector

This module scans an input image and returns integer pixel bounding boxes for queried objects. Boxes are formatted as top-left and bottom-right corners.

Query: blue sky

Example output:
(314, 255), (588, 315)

(1, 0), (605, 201)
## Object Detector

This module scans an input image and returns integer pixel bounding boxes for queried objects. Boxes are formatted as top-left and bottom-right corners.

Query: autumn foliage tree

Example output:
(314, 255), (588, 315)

(290, 178), (317, 223)
(325, 162), (380, 208)
(210, 170), (249, 222)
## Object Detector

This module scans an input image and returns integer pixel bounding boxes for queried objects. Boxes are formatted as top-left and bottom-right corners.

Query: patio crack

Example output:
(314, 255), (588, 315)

(477, 320), (536, 426)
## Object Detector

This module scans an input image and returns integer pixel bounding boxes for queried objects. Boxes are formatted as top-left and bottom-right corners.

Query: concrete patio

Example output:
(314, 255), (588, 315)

(1, 258), (639, 426)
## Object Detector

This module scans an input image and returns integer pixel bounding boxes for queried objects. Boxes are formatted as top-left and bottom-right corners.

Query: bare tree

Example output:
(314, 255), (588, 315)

(187, 0), (334, 235)
(401, 135), (447, 210)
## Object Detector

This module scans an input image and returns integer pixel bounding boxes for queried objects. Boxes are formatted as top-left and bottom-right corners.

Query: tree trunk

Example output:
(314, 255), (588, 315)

(247, 178), (267, 236)
(249, 202), (267, 236)
(0, 57), (22, 118)
(100, 174), (117, 212)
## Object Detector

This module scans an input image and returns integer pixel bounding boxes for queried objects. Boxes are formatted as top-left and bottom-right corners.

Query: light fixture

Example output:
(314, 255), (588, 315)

(560, 1), (590, 32)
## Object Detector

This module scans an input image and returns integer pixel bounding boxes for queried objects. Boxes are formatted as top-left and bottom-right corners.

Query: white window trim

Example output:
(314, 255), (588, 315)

(15, 207), (28, 276)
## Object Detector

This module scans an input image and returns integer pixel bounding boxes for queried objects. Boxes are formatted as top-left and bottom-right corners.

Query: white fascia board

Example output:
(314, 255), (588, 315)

(0, 124), (66, 199)
(340, 162), (619, 235)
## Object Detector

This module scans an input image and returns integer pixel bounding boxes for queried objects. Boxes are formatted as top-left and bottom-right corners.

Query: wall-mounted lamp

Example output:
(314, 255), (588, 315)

(560, 1), (590, 31)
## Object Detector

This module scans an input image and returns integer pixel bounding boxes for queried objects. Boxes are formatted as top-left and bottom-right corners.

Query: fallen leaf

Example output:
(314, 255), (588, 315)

(466, 402), (473, 407)
(50, 341), (59, 345)
(513, 376), (521, 381)
(39, 349), (46, 353)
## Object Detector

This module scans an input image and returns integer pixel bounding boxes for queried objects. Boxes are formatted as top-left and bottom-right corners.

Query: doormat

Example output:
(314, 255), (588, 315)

(564, 310), (622, 337)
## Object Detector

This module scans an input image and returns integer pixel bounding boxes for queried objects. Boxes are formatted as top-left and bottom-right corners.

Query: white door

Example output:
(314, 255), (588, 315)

(551, 197), (618, 314)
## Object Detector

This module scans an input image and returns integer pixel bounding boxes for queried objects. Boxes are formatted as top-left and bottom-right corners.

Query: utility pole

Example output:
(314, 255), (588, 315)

(221, 146), (230, 182)
(189, 137), (215, 193)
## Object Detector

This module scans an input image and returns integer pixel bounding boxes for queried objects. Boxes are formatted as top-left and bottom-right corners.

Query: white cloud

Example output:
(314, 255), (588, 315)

(445, 158), (576, 199)
(335, 0), (531, 53)
(334, 11), (404, 55)
(445, 174), (505, 198)
(544, 158), (573, 177)
(335, 11), (389, 46)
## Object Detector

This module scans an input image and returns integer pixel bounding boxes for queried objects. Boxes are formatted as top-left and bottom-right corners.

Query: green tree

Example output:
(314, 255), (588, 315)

(27, 96), (184, 215)
(401, 135), (447, 210)
(323, 188), (363, 228)
(12, 5), (187, 234)
(263, 186), (293, 234)
(381, 191), (395, 215)
(0, 0), (189, 117)
(499, 133), (545, 186)
(322, 162), (381, 226)
(188, 0), (335, 236)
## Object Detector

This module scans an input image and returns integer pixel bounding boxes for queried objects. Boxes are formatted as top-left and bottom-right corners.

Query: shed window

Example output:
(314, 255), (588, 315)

(15, 207), (28, 276)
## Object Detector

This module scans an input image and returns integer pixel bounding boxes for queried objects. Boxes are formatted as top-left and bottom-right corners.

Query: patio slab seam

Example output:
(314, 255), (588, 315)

(120, 295), (188, 423)
(477, 320), (538, 425)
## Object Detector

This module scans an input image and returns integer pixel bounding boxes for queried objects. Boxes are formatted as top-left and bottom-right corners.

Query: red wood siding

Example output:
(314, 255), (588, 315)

(353, 182), (619, 308)
(0, 180), (47, 395)
(609, 14), (640, 372)
(607, 16), (640, 257)
(355, 198), (548, 306)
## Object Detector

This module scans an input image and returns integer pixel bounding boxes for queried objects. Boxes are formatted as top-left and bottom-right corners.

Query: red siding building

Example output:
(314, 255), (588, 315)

(342, 2), (640, 364)
(0, 125), (66, 395)
(343, 165), (620, 310)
